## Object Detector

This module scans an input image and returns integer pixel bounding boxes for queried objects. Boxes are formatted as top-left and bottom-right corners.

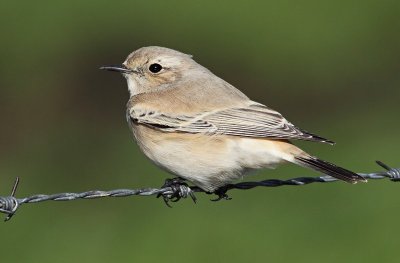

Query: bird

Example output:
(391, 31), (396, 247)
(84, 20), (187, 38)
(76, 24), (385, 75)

(100, 46), (366, 195)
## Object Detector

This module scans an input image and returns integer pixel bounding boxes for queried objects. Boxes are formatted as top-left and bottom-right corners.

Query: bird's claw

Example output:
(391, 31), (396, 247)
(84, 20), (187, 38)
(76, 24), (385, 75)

(157, 178), (197, 207)
(211, 186), (232, 202)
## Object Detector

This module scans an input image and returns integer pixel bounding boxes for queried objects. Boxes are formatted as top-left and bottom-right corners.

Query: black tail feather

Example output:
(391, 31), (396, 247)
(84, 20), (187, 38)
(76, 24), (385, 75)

(295, 156), (367, 183)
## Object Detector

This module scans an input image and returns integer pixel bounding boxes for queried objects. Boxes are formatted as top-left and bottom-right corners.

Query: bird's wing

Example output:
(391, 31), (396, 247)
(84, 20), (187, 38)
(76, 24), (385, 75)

(127, 108), (213, 133)
(128, 102), (334, 144)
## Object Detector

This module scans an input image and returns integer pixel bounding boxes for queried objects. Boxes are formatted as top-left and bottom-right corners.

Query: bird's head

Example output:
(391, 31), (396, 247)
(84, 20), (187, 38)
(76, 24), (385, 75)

(101, 46), (200, 96)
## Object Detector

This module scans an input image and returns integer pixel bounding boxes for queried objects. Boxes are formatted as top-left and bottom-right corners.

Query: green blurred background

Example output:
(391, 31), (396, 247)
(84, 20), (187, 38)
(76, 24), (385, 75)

(0, 1), (399, 262)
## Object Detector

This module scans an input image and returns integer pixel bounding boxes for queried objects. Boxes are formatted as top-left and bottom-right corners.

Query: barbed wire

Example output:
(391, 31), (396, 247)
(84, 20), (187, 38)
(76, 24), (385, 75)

(0, 160), (399, 222)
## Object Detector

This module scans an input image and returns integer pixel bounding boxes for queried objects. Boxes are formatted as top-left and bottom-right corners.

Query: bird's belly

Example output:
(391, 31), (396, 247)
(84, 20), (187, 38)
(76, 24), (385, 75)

(131, 125), (286, 191)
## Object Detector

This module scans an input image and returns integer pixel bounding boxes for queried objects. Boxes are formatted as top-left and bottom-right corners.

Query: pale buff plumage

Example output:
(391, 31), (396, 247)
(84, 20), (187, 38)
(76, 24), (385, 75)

(101, 46), (366, 192)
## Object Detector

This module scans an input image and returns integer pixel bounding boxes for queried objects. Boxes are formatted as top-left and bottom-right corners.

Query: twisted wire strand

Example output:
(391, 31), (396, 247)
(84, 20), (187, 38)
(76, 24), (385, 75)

(0, 161), (399, 221)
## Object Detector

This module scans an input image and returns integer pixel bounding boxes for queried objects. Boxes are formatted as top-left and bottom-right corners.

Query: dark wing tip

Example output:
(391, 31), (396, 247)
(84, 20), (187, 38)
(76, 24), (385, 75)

(300, 129), (336, 145)
(311, 135), (336, 145)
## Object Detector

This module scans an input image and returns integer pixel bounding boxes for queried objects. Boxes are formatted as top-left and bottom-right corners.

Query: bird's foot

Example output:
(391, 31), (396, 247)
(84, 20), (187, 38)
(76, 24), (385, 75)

(211, 186), (232, 201)
(157, 177), (197, 207)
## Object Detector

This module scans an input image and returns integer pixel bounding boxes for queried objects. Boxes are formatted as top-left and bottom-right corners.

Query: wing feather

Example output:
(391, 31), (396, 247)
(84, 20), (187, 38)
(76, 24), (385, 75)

(128, 102), (334, 144)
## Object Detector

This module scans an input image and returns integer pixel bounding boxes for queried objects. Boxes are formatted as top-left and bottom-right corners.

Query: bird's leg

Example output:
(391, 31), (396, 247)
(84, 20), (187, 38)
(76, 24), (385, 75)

(211, 186), (232, 201)
(157, 177), (197, 207)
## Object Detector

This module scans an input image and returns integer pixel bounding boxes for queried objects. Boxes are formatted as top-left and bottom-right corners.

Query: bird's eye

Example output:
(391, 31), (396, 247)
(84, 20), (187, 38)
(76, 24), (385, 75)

(149, 63), (163, 73)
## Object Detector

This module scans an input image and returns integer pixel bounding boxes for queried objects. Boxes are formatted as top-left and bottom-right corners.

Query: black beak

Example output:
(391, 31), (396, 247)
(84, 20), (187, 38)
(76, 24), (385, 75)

(100, 64), (132, 73)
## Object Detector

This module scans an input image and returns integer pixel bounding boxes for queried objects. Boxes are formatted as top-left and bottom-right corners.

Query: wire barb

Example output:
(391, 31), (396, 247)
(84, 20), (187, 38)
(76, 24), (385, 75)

(0, 161), (398, 222)
(376, 160), (400, 181)
(0, 177), (20, 221)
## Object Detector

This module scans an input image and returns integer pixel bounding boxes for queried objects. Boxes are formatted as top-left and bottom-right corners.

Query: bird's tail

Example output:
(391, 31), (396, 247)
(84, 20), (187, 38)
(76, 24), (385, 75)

(293, 155), (367, 183)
